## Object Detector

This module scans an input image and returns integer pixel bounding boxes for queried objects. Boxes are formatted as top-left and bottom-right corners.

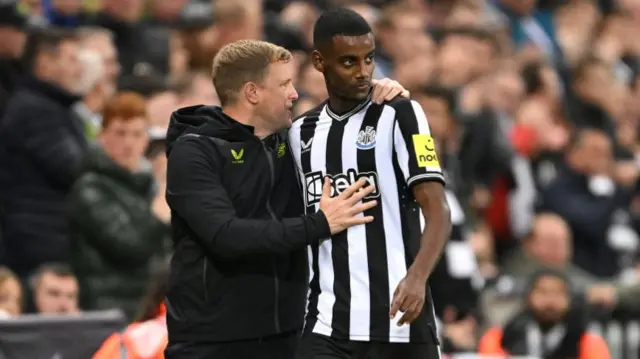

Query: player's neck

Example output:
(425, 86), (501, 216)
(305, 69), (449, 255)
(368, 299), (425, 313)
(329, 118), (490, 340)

(327, 94), (365, 116)
(222, 106), (272, 139)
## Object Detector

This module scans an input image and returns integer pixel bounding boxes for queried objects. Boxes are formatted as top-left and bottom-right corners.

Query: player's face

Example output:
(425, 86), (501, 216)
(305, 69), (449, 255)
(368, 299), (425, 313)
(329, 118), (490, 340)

(315, 33), (376, 102)
(256, 60), (299, 130)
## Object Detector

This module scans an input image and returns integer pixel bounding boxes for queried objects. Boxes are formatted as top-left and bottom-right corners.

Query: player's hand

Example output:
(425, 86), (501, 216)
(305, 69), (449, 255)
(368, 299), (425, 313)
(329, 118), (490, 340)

(371, 78), (410, 104)
(319, 177), (377, 235)
(390, 273), (425, 326)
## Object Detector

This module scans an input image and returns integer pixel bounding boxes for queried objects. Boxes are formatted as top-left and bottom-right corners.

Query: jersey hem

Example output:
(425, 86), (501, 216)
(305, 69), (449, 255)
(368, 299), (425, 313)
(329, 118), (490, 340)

(308, 331), (437, 344)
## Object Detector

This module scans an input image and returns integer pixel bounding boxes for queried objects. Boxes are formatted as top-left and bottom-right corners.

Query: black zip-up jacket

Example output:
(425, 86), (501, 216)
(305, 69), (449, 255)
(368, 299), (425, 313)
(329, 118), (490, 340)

(164, 105), (331, 343)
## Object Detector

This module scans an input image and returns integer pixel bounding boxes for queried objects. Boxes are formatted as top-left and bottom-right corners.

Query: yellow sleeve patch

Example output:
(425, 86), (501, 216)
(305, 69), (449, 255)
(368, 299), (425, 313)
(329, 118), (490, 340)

(412, 134), (440, 168)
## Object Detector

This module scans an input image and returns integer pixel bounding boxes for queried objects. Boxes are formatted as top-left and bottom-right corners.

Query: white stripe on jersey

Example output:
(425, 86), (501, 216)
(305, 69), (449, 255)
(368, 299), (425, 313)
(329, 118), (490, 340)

(377, 105), (411, 341)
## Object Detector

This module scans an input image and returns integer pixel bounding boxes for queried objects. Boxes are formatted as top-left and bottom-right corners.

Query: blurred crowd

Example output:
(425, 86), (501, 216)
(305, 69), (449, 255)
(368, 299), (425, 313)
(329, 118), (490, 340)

(1, 0), (640, 357)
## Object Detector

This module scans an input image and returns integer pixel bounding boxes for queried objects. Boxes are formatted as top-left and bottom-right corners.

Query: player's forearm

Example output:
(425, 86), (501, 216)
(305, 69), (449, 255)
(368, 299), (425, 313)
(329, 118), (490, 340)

(408, 200), (451, 282)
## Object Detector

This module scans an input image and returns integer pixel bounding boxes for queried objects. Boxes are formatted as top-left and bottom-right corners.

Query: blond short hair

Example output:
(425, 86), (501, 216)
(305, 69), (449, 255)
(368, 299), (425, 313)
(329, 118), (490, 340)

(211, 39), (292, 106)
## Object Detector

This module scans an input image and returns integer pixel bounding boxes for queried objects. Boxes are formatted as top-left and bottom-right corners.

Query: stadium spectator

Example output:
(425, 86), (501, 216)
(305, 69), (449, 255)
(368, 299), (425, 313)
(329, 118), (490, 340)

(92, 265), (169, 359)
(76, 27), (120, 96)
(478, 269), (611, 359)
(68, 92), (170, 319)
(0, 266), (22, 318)
(0, 1), (28, 117)
(74, 49), (108, 140)
(538, 129), (631, 277)
(0, 28), (86, 278)
(30, 262), (79, 314)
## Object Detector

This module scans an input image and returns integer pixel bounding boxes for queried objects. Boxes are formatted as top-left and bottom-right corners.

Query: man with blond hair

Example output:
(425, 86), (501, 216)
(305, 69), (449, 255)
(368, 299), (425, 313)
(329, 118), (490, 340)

(164, 39), (408, 359)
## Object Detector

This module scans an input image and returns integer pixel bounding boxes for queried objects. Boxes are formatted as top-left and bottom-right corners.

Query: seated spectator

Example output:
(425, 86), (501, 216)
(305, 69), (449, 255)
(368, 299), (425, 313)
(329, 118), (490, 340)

(478, 269), (611, 359)
(92, 265), (169, 359)
(503, 213), (596, 288)
(481, 213), (596, 325)
(173, 71), (219, 108)
(68, 92), (171, 319)
(30, 263), (79, 315)
(0, 28), (87, 278)
(0, 266), (22, 318)
(74, 49), (109, 140)
(538, 129), (633, 278)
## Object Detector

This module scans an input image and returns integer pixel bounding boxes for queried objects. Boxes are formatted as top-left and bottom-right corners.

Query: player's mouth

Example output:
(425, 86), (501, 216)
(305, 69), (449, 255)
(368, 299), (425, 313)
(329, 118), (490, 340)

(355, 82), (371, 91)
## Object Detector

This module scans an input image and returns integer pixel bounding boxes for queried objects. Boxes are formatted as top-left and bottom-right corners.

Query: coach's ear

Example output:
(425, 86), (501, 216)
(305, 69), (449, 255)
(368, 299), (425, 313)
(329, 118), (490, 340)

(311, 50), (324, 73)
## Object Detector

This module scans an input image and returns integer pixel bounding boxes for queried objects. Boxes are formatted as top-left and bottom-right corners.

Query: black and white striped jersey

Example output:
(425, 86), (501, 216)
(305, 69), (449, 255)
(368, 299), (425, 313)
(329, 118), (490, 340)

(289, 94), (445, 343)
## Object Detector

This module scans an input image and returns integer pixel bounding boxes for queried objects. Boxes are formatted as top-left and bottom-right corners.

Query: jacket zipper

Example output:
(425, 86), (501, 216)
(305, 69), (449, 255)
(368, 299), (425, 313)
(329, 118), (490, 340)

(262, 140), (281, 333)
(202, 258), (209, 302)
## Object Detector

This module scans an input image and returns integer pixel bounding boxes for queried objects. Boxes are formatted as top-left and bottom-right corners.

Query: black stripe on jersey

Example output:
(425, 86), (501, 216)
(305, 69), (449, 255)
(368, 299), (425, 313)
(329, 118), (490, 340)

(357, 103), (391, 340)
(326, 119), (351, 340)
(300, 113), (321, 336)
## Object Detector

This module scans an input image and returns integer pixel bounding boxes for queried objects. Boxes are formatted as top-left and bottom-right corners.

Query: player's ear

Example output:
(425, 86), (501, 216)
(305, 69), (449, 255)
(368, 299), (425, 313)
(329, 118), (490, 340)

(311, 50), (324, 73)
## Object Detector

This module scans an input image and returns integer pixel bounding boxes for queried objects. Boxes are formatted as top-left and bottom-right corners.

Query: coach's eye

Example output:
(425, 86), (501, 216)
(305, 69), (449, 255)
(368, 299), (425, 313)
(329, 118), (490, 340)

(343, 59), (353, 67)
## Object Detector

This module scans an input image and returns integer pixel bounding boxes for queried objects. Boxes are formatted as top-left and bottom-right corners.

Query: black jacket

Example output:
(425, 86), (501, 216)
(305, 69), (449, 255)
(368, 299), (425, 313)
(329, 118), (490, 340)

(69, 146), (170, 319)
(0, 77), (87, 276)
(164, 105), (331, 343)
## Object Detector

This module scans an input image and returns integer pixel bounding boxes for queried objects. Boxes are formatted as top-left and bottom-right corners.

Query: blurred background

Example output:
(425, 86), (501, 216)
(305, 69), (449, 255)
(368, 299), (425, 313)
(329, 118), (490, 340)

(1, 0), (640, 358)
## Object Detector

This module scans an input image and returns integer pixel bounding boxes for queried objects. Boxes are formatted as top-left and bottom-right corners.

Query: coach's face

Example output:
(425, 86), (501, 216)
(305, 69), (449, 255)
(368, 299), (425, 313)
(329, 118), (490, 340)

(312, 33), (375, 102)
(257, 60), (298, 130)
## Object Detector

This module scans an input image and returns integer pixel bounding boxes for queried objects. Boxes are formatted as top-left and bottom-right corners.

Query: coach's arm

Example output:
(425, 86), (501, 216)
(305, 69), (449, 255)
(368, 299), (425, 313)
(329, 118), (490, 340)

(166, 136), (331, 258)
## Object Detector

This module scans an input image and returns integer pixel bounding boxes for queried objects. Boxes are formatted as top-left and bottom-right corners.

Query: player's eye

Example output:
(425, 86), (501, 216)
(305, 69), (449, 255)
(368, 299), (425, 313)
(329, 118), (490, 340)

(342, 59), (353, 67)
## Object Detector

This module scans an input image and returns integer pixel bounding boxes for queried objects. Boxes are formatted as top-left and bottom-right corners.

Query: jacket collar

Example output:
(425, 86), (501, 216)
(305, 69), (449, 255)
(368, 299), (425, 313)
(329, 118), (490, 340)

(23, 76), (80, 108)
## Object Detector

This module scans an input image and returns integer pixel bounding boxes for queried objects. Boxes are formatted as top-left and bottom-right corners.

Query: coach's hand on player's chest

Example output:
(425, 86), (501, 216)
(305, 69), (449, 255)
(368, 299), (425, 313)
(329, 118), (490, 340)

(319, 177), (379, 235)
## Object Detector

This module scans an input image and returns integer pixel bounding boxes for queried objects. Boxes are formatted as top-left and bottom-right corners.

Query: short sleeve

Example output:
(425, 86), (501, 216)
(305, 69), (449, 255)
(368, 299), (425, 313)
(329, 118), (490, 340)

(392, 99), (445, 187)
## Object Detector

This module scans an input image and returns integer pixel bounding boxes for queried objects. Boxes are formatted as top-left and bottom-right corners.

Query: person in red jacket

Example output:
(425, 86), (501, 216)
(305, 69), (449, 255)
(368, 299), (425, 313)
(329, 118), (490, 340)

(478, 269), (610, 359)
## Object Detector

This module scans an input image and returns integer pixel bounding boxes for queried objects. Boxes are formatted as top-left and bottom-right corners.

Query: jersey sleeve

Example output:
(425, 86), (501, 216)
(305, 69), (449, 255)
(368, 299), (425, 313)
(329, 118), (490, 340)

(392, 99), (445, 187)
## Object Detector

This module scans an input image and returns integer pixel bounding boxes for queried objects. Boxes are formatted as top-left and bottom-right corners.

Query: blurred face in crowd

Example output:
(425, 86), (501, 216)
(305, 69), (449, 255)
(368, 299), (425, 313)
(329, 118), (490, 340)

(527, 215), (571, 268)
(380, 12), (426, 63)
(101, 116), (149, 171)
(82, 34), (121, 92)
(181, 73), (219, 107)
(0, 275), (21, 317)
(527, 275), (570, 326)
(149, 0), (188, 21)
(436, 34), (477, 87)
(312, 33), (375, 102)
(298, 62), (328, 103)
(447, 0), (484, 27)
(214, 0), (263, 47)
(569, 130), (613, 176)
(103, 0), (145, 22)
(147, 91), (179, 130)
(575, 62), (614, 104)
(35, 272), (79, 314)
(488, 68), (524, 116)
(38, 40), (82, 93)
(254, 60), (298, 130)
(414, 94), (452, 141)
(51, 0), (82, 15)
(0, 26), (27, 58)
(499, 0), (536, 16)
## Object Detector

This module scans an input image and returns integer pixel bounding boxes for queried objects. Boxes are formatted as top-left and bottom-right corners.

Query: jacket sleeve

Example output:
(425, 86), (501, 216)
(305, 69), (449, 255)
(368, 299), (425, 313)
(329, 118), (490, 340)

(166, 136), (331, 258)
(69, 175), (165, 265)
(19, 106), (85, 189)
